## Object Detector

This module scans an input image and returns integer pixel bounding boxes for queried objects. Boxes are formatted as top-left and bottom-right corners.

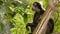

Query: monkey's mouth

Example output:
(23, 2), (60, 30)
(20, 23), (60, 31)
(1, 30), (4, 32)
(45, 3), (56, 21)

(32, 7), (36, 11)
(32, 8), (34, 11)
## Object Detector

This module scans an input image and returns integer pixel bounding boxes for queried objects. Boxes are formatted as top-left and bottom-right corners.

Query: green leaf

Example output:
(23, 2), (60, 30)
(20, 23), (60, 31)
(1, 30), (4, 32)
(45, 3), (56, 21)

(23, 13), (28, 23)
(0, 0), (3, 6)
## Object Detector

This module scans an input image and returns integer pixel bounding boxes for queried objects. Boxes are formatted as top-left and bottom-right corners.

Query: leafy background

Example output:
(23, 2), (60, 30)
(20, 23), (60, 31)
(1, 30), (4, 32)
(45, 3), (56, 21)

(0, 0), (60, 34)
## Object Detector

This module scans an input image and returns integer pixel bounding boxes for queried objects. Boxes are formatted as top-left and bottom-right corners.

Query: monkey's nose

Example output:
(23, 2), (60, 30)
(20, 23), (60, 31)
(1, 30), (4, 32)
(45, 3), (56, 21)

(32, 7), (35, 11)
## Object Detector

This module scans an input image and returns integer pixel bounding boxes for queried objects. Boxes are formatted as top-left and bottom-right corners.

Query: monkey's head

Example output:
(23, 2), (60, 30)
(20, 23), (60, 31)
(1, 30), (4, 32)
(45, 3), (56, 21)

(32, 2), (42, 12)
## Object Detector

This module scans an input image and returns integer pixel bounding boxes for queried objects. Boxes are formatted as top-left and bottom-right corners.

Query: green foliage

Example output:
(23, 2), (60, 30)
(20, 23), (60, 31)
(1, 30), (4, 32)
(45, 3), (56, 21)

(10, 13), (26, 34)
(43, 0), (49, 9)
(5, 1), (33, 34)
(0, 23), (4, 31)
(0, 0), (60, 34)
(52, 2), (60, 33)
(0, 0), (3, 8)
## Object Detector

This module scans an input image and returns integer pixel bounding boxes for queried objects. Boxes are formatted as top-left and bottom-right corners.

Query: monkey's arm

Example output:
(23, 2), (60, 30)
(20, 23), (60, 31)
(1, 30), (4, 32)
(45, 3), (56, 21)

(26, 23), (35, 31)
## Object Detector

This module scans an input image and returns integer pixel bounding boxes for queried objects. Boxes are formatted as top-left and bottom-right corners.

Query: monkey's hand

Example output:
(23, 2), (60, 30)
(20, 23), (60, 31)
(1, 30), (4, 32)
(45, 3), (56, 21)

(26, 23), (35, 31)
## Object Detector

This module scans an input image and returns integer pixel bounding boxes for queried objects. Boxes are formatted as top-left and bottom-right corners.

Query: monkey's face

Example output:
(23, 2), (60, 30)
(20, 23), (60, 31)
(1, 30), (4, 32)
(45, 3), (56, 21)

(32, 2), (41, 13)
(32, 6), (40, 12)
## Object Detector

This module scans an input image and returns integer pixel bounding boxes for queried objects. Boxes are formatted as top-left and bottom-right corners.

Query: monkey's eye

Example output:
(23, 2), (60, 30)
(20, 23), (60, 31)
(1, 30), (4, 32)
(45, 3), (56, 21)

(34, 4), (37, 7)
(33, 3), (37, 7)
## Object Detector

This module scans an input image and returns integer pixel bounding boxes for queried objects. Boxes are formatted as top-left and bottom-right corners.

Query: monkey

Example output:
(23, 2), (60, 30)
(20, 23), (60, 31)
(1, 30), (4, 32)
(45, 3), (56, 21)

(26, 2), (54, 34)
(26, 2), (44, 34)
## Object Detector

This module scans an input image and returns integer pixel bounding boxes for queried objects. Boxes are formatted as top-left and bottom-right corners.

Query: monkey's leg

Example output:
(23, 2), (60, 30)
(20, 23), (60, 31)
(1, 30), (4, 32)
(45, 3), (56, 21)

(26, 23), (35, 31)
(26, 23), (36, 34)
(46, 18), (54, 34)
